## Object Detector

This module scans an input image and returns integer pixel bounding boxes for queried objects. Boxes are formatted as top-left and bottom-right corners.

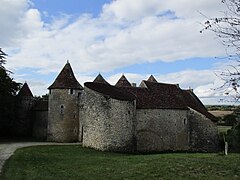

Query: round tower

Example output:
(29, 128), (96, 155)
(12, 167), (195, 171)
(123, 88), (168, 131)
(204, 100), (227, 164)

(47, 61), (83, 142)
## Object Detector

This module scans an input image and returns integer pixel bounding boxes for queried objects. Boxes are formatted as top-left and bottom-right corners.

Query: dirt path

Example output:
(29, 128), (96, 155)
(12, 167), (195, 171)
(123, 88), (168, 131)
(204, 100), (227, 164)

(0, 142), (81, 174)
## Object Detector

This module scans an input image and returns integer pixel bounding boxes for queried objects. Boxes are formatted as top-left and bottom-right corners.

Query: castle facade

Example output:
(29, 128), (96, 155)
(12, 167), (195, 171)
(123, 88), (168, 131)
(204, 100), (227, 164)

(16, 62), (219, 152)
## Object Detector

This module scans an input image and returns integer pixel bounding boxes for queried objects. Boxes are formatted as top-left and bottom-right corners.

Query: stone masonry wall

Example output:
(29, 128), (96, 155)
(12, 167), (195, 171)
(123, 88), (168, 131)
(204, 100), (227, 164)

(32, 110), (48, 140)
(14, 97), (35, 137)
(136, 109), (189, 152)
(47, 89), (81, 142)
(189, 108), (219, 152)
(82, 87), (136, 152)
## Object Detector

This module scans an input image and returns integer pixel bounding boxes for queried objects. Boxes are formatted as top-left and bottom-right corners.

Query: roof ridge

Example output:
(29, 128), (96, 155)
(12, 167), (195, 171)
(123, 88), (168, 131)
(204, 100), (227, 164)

(144, 80), (179, 87)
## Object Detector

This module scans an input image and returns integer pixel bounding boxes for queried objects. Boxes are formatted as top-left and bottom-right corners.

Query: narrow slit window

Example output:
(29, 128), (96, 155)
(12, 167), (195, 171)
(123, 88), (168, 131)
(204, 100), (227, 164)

(60, 105), (64, 115)
(184, 118), (187, 125)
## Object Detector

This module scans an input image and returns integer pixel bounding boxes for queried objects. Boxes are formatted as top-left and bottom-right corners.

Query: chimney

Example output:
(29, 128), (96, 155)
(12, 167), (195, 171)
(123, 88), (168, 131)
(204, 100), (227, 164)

(189, 87), (193, 92)
(131, 83), (136, 87)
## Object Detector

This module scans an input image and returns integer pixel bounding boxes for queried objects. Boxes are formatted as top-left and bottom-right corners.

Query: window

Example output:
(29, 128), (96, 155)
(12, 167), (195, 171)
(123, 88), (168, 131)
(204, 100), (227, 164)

(69, 89), (74, 95)
(60, 105), (64, 115)
(78, 92), (82, 97)
(184, 118), (187, 125)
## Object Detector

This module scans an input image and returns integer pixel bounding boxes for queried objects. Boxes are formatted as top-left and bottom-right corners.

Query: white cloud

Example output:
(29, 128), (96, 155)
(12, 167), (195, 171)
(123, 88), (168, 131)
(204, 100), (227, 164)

(1, 0), (234, 104)
(2, 0), (227, 73)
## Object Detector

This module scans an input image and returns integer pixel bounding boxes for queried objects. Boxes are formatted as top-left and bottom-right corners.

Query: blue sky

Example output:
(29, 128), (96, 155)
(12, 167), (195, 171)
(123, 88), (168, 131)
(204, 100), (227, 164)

(0, 0), (234, 104)
(32, 0), (112, 18)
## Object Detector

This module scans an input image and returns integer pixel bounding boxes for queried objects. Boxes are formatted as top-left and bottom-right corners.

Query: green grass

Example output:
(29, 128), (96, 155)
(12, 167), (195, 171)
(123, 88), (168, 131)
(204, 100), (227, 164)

(1, 146), (240, 180)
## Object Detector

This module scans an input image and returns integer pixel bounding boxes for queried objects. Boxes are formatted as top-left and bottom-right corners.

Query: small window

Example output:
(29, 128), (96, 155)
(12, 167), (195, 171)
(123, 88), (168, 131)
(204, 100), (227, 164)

(69, 89), (74, 95)
(60, 105), (64, 115)
(184, 118), (187, 125)
(78, 92), (82, 97)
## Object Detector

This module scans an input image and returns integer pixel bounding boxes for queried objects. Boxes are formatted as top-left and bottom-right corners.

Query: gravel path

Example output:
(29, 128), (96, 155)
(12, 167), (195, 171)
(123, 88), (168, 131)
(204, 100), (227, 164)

(0, 141), (81, 174)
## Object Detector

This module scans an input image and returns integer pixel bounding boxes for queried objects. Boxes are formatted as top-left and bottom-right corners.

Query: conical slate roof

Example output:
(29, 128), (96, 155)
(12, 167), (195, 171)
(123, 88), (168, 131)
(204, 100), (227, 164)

(48, 62), (83, 89)
(115, 75), (132, 87)
(147, 75), (158, 83)
(17, 82), (33, 97)
(93, 74), (109, 84)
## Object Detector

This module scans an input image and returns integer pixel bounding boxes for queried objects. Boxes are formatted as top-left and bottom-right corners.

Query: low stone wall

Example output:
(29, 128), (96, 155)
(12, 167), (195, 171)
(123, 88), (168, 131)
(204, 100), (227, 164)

(82, 87), (136, 152)
(189, 108), (219, 152)
(136, 109), (189, 152)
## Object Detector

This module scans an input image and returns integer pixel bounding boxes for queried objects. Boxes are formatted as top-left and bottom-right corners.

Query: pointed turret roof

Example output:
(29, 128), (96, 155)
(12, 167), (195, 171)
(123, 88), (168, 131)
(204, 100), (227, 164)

(147, 75), (158, 83)
(93, 74), (109, 84)
(115, 75), (132, 87)
(48, 62), (83, 89)
(17, 82), (33, 97)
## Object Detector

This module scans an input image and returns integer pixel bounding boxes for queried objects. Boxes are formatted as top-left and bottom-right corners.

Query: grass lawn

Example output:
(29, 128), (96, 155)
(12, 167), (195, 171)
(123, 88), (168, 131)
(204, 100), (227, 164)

(1, 145), (240, 180)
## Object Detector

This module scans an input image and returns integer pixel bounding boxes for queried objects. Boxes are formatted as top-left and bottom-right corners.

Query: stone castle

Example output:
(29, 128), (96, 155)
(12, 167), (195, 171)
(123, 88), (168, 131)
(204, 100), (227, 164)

(15, 62), (219, 153)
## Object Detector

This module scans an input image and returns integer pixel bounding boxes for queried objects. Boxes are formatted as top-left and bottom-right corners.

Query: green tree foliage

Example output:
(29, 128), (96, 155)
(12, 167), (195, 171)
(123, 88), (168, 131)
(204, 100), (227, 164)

(226, 123), (240, 152)
(0, 48), (21, 136)
(223, 114), (238, 126)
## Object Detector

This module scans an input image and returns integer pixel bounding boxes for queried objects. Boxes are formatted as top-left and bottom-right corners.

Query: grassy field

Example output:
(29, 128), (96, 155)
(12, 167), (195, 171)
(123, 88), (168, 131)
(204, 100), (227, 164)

(218, 125), (232, 134)
(1, 145), (240, 180)
(208, 111), (233, 118)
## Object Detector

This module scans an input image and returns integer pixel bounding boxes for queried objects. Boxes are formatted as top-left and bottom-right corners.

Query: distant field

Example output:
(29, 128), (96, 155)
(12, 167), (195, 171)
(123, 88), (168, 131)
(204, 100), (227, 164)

(209, 111), (233, 118)
(1, 146), (240, 179)
(218, 125), (232, 134)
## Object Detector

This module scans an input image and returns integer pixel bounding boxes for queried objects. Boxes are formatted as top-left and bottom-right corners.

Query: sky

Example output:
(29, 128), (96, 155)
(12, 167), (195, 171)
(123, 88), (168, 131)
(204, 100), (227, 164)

(0, 0), (237, 105)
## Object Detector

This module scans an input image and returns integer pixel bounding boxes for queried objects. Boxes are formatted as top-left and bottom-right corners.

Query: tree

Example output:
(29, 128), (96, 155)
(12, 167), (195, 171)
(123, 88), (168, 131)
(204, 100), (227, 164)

(201, 0), (240, 102)
(0, 48), (21, 136)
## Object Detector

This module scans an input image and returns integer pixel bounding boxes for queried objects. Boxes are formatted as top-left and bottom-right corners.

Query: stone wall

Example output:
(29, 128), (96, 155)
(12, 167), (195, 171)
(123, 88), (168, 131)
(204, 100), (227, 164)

(14, 96), (35, 137)
(136, 109), (189, 152)
(32, 110), (48, 140)
(47, 89), (81, 142)
(189, 108), (219, 152)
(82, 87), (136, 152)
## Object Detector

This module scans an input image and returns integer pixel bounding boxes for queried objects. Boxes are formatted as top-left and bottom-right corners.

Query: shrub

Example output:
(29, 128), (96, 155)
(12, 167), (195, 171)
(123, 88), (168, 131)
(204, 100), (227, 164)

(226, 123), (240, 152)
(222, 114), (238, 126)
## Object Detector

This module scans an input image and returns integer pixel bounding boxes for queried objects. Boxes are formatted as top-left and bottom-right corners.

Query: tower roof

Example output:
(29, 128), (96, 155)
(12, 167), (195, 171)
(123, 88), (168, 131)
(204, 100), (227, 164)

(17, 82), (33, 97)
(48, 62), (83, 89)
(147, 75), (158, 83)
(115, 75), (132, 87)
(93, 74), (109, 84)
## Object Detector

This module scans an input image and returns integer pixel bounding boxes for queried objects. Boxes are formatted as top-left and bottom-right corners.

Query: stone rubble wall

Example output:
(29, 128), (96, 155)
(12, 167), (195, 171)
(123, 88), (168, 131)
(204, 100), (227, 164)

(32, 110), (48, 140)
(136, 109), (189, 152)
(82, 87), (136, 152)
(14, 97), (35, 137)
(47, 89), (81, 142)
(188, 108), (219, 152)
